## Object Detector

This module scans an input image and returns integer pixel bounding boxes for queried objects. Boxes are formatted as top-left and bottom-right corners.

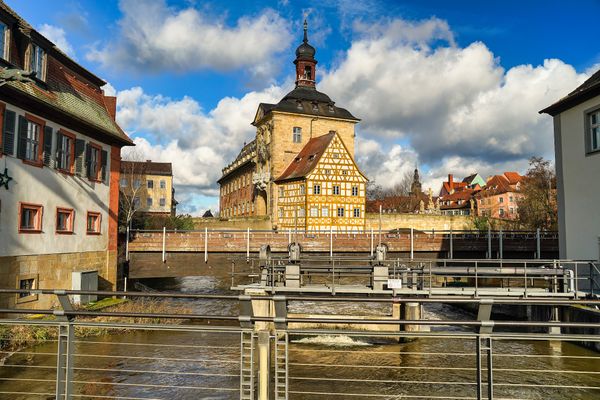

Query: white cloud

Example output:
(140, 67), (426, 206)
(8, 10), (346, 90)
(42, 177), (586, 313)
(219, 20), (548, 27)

(115, 84), (288, 212)
(87, 0), (293, 82)
(319, 17), (588, 190)
(39, 24), (76, 58)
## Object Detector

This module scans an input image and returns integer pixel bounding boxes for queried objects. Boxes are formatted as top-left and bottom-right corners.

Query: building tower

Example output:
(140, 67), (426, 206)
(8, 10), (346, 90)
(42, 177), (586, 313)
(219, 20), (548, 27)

(410, 168), (422, 196)
(218, 20), (366, 231)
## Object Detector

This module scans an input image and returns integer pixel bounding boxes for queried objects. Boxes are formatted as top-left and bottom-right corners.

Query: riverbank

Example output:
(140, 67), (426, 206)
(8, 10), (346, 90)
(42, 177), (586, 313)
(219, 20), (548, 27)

(0, 297), (192, 355)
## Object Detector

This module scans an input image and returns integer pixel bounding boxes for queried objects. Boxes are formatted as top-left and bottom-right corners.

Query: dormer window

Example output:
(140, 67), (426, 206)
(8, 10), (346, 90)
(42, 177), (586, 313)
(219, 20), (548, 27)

(311, 102), (318, 112)
(0, 21), (8, 60)
(29, 43), (46, 81)
(296, 100), (302, 110)
(328, 104), (334, 113)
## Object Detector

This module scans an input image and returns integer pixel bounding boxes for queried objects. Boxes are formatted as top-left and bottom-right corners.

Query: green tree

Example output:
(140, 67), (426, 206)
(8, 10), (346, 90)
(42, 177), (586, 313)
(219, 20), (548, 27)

(516, 157), (557, 230)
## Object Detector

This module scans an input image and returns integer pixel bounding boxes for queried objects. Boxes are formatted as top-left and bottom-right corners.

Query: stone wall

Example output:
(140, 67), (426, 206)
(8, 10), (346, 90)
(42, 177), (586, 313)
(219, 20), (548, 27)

(367, 213), (471, 231)
(0, 250), (116, 310)
(192, 216), (273, 230)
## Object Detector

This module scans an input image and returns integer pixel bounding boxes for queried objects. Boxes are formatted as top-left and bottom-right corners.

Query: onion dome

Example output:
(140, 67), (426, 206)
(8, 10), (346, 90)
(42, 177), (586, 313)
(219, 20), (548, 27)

(295, 20), (315, 60)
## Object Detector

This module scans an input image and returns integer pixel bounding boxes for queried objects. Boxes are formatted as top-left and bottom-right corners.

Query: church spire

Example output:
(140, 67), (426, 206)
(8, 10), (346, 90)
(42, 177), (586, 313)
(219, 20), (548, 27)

(294, 19), (317, 88)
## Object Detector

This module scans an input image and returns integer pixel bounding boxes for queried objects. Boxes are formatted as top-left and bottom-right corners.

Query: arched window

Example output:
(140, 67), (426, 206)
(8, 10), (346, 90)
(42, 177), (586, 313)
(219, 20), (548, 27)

(303, 65), (312, 80)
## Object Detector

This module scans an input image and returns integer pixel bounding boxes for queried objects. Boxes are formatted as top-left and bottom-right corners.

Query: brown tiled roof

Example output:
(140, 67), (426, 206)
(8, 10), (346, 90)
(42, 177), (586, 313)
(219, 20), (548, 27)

(540, 67), (600, 116)
(0, 1), (132, 146)
(439, 188), (478, 210)
(275, 132), (335, 182)
(120, 161), (173, 176)
(476, 172), (521, 198)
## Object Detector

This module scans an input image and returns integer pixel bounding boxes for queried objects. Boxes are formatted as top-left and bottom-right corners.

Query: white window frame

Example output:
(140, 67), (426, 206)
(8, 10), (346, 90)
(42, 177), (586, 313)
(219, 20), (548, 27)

(293, 127), (302, 143)
(313, 184), (321, 195)
(588, 108), (600, 154)
(322, 206), (329, 217)
(29, 42), (46, 81)
(333, 185), (340, 195)
(337, 207), (344, 217)
(351, 186), (358, 196)
(0, 21), (8, 60)
(310, 206), (318, 217)
(353, 208), (360, 218)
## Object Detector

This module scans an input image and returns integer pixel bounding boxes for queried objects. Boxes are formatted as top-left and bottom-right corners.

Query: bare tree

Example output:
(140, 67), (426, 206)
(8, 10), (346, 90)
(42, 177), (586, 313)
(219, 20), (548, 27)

(516, 157), (557, 230)
(119, 149), (147, 230)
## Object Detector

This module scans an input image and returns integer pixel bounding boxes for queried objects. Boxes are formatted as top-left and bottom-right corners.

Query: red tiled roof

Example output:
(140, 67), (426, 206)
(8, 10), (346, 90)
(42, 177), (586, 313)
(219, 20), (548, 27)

(504, 171), (522, 185)
(275, 132), (335, 182)
(439, 188), (478, 210)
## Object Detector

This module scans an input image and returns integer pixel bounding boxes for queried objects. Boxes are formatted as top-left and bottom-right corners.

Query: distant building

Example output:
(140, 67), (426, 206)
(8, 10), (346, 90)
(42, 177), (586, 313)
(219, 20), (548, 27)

(540, 68), (600, 261)
(120, 161), (176, 216)
(439, 173), (485, 197)
(218, 21), (367, 231)
(475, 172), (523, 219)
(0, 2), (133, 308)
(439, 189), (478, 216)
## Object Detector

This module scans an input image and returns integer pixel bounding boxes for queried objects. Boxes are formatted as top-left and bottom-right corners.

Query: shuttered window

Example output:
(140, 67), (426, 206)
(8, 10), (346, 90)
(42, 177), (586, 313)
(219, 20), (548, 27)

(86, 142), (102, 181)
(17, 115), (46, 166)
(56, 131), (75, 173)
(2, 109), (16, 155)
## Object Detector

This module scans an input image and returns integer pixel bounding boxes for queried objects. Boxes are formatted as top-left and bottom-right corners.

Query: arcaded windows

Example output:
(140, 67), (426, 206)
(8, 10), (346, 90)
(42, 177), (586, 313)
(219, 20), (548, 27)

(588, 108), (600, 153)
(293, 127), (302, 143)
(313, 184), (321, 195)
(333, 185), (340, 195)
(351, 186), (358, 196)
(56, 208), (74, 234)
(86, 211), (101, 234)
(19, 203), (43, 233)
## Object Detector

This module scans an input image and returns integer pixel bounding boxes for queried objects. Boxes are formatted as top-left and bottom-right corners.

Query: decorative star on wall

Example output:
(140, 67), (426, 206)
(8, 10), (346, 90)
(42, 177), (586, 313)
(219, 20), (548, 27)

(0, 167), (12, 190)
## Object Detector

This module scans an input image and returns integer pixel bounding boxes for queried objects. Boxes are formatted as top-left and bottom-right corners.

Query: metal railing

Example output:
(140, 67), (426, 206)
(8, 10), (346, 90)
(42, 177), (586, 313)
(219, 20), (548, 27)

(0, 289), (598, 399)
(126, 228), (559, 261)
(231, 256), (600, 298)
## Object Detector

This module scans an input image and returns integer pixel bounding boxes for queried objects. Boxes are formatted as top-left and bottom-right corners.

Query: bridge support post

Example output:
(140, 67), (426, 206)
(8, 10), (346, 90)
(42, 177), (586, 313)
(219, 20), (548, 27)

(400, 301), (427, 333)
(548, 306), (561, 335)
(536, 228), (541, 259)
(487, 227), (492, 259)
(257, 330), (270, 400)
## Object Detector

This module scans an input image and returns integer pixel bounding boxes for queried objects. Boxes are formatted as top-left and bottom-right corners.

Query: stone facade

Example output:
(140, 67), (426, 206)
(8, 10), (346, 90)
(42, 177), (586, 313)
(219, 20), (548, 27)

(0, 250), (116, 310)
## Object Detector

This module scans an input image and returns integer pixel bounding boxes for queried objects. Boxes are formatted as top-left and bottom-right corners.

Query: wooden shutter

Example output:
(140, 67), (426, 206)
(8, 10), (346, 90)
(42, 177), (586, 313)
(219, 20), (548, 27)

(2, 109), (16, 155)
(100, 149), (108, 183)
(74, 139), (85, 176)
(43, 126), (53, 167)
(16, 115), (27, 160)
(54, 132), (62, 169)
(85, 143), (92, 179)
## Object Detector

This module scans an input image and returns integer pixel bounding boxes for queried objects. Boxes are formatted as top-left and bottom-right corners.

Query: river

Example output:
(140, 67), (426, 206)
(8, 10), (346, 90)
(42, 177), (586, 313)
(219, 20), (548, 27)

(0, 258), (598, 399)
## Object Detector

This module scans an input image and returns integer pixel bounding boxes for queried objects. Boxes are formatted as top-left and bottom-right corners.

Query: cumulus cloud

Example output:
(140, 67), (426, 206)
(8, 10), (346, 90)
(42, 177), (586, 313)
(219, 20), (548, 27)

(319, 17), (588, 192)
(115, 84), (288, 213)
(87, 0), (293, 82)
(39, 24), (76, 58)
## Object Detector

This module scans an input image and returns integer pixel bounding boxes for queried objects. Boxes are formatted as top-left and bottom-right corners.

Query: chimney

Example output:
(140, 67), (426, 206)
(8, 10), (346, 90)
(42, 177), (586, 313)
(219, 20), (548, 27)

(104, 96), (117, 121)
(448, 174), (454, 194)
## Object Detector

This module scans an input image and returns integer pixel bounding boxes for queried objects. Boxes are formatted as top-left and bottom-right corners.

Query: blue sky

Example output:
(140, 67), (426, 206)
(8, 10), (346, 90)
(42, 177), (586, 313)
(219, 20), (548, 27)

(6, 0), (599, 214)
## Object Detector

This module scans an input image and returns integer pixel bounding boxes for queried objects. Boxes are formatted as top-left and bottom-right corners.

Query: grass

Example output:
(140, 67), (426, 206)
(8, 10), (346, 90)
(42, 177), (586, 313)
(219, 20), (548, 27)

(0, 297), (192, 354)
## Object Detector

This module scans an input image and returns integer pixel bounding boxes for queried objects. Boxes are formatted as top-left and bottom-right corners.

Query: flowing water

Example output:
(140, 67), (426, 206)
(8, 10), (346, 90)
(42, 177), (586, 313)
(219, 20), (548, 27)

(0, 257), (599, 399)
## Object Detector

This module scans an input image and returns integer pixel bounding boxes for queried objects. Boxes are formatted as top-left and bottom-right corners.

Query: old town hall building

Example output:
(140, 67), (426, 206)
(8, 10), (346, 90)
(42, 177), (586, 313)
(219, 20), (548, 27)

(218, 22), (367, 231)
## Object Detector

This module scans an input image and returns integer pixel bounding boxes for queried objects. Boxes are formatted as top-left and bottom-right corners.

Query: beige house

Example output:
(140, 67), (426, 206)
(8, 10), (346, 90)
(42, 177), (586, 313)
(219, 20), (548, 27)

(275, 132), (367, 232)
(120, 161), (177, 216)
(541, 68), (600, 261)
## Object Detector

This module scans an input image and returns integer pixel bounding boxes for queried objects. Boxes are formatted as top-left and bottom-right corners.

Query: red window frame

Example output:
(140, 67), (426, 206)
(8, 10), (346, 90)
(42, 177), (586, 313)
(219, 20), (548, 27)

(86, 211), (101, 235)
(18, 202), (43, 233)
(23, 114), (46, 168)
(88, 142), (102, 182)
(56, 207), (74, 234)
(57, 129), (76, 175)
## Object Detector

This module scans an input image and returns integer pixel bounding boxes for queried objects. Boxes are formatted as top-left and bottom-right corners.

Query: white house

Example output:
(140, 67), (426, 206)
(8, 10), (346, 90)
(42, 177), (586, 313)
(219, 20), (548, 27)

(540, 69), (600, 262)
(0, 2), (133, 309)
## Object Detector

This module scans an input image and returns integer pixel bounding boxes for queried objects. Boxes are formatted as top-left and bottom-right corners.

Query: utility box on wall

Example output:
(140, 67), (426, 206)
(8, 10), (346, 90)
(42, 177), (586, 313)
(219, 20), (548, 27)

(72, 270), (98, 304)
